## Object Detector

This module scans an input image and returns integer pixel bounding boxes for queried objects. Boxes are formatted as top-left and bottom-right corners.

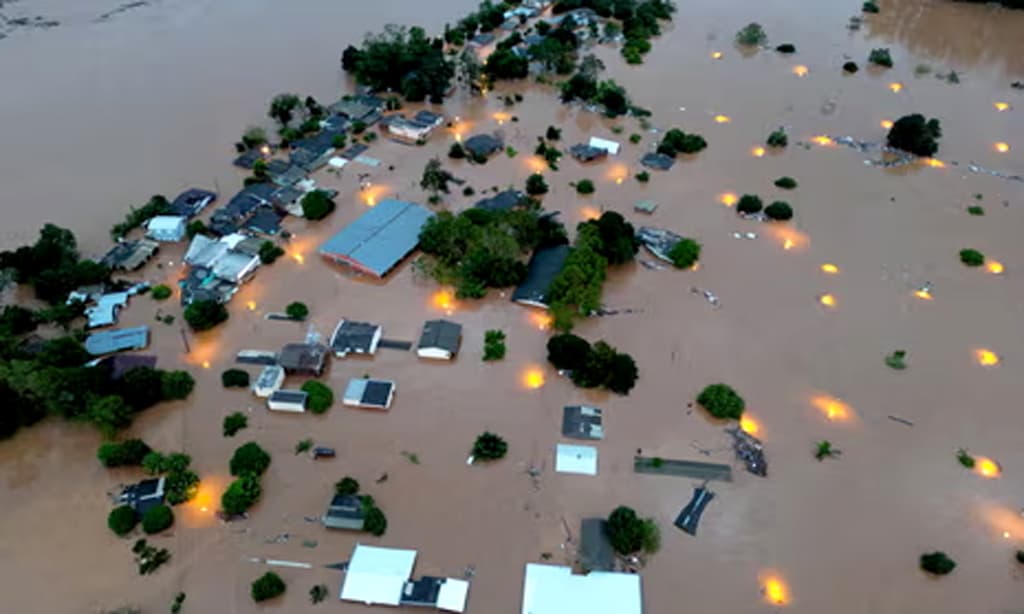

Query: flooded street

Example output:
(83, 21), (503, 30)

(2, 0), (1024, 612)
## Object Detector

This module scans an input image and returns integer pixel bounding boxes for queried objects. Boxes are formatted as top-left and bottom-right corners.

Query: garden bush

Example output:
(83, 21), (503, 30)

(221, 369), (250, 388)
(843, 61), (859, 73)
(150, 285), (172, 301)
(301, 190), (336, 221)
(108, 505), (138, 536)
(668, 238), (701, 269)
(920, 552), (956, 575)
(547, 333), (591, 371)
(251, 572), (286, 602)
(364, 506), (388, 536)
(221, 474), (262, 515)
(230, 442), (271, 477)
(301, 380), (334, 414)
(887, 114), (942, 156)
(223, 412), (248, 437)
(766, 129), (788, 148)
(775, 43), (796, 54)
(774, 176), (798, 189)
(141, 504), (174, 534)
(525, 173), (549, 196)
(697, 384), (745, 419)
(959, 249), (984, 267)
(184, 299), (228, 331)
(286, 301), (309, 320)
(868, 48), (893, 68)
(607, 506), (660, 555)
(448, 143), (466, 159)
(98, 439), (152, 467)
(472, 432), (508, 461)
(765, 201), (794, 221)
(575, 179), (596, 195)
(335, 476), (359, 496)
(483, 330), (507, 361)
(657, 128), (707, 157)
(735, 23), (767, 46)
(736, 194), (763, 215)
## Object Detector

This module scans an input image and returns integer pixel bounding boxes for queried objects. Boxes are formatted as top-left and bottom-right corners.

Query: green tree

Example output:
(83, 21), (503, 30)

(221, 369), (250, 388)
(242, 126), (267, 148)
(920, 552), (956, 575)
(735, 23), (767, 46)
(448, 143), (466, 159)
(658, 128), (707, 157)
(342, 25), (454, 102)
(268, 94), (301, 126)
(697, 384), (746, 419)
(221, 473), (263, 515)
(98, 439), (152, 467)
(335, 476), (360, 496)
(575, 180), (595, 195)
(607, 506), (659, 555)
(364, 506), (388, 536)
(108, 505), (138, 536)
(547, 333), (592, 371)
(484, 47), (529, 80)
(39, 336), (90, 368)
(259, 241), (284, 264)
(301, 190), (336, 221)
(483, 329), (507, 361)
(766, 129), (788, 148)
(764, 201), (794, 221)
(668, 238), (701, 269)
(116, 366), (164, 410)
(184, 299), (228, 331)
(526, 174), (549, 196)
(310, 585), (329, 604)
(161, 371), (195, 401)
(774, 176), (797, 189)
(737, 194), (763, 215)
(88, 395), (133, 437)
(472, 431), (508, 461)
(286, 302), (309, 320)
(141, 504), (174, 534)
(251, 572), (286, 602)
(150, 285), (172, 300)
(301, 380), (334, 414)
(186, 220), (208, 239)
(887, 114), (942, 157)
(595, 80), (629, 116)
(223, 412), (248, 437)
(868, 48), (893, 68)
(959, 248), (984, 267)
(230, 442), (271, 477)
(581, 211), (639, 265)
(420, 158), (450, 198)
(606, 352), (639, 395)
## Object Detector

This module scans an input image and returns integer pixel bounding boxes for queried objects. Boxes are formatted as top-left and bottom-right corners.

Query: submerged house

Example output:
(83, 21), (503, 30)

(277, 343), (328, 376)
(473, 189), (525, 212)
(463, 134), (503, 159)
(569, 144), (609, 163)
(340, 544), (469, 612)
(562, 406), (604, 440)
(83, 291), (131, 329)
(145, 216), (187, 242)
(555, 443), (598, 476)
(319, 199), (434, 278)
(579, 518), (615, 572)
(384, 110), (444, 143)
(117, 477), (166, 516)
(520, 563), (641, 614)
(416, 319), (462, 360)
(169, 188), (217, 218)
(267, 389), (308, 412)
(321, 494), (366, 531)
(101, 239), (160, 271)
(343, 378), (396, 410)
(329, 319), (382, 357)
(289, 129), (344, 172)
(85, 326), (149, 356)
(511, 244), (570, 308)
(209, 184), (274, 235)
(330, 95), (384, 125)
(252, 365), (285, 398)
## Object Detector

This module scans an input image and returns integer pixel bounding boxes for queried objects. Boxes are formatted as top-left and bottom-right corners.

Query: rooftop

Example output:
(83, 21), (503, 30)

(322, 494), (366, 530)
(521, 564), (641, 614)
(511, 244), (570, 308)
(474, 189), (525, 212)
(85, 326), (150, 356)
(562, 405), (604, 440)
(344, 378), (395, 409)
(319, 199), (434, 277)
(640, 152), (675, 171)
(101, 239), (159, 271)
(579, 518), (615, 572)
(417, 319), (462, 354)
(269, 389), (308, 405)
(569, 144), (609, 162)
(330, 319), (382, 356)
(340, 544), (418, 606)
(169, 188), (216, 218)
(277, 343), (328, 375)
(96, 354), (158, 379)
(555, 443), (598, 476)
(463, 134), (503, 157)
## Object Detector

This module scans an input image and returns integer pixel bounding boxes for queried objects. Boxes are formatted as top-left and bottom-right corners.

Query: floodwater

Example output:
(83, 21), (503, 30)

(2, 0), (1024, 612)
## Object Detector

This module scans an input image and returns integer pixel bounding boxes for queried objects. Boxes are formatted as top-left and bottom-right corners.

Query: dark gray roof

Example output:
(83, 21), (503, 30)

(271, 165), (308, 187)
(270, 186), (303, 207)
(562, 405), (604, 440)
(266, 159), (291, 175)
(101, 239), (159, 271)
(511, 245), (570, 307)
(413, 110), (444, 126)
(418, 319), (462, 354)
(330, 320), (380, 355)
(119, 477), (166, 515)
(400, 577), (446, 607)
(470, 33), (496, 46)
(570, 144), (608, 162)
(169, 189), (216, 218)
(641, 152), (675, 170)
(277, 343), (328, 375)
(464, 134), (503, 157)
(100, 354), (158, 380)
(580, 518), (615, 572)
(319, 199), (434, 277)
(340, 143), (369, 160)
(232, 149), (267, 169)
(675, 487), (715, 536)
(245, 207), (283, 235)
(362, 381), (394, 407)
(269, 389), (308, 404)
(474, 189), (525, 212)
(85, 327), (150, 356)
(322, 494), (366, 530)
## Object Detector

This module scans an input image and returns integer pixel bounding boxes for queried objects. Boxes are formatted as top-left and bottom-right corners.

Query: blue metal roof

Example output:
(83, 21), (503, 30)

(84, 326), (150, 356)
(319, 199), (434, 277)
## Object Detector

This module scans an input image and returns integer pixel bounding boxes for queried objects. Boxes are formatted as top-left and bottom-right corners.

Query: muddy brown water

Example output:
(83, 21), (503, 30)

(2, 0), (1024, 612)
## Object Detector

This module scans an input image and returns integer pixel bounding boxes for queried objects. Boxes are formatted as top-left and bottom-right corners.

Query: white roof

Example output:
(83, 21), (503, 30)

(588, 137), (621, 155)
(437, 578), (470, 613)
(212, 252), (259, 282)
(147, 215), (186, 230)
(521, 564), (641, 614)
(340, 544), (418, 606)
(85, 292), (130, 328)
(555, 444), (598, 475)
(328, 157), (349, 169)
(184, 234), (229, 268)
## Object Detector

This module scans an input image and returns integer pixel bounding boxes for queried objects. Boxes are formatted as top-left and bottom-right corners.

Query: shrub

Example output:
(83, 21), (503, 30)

(546, 126), (561, 140)
(364, 506), (388, 536)
(472, 432), (508, 461)
(774, 176), (798, 189)
(863, 0), (880, 12)
(575, 179), (595, 195)
(920, 552), (956, 575)
(295, 438), (313, 454)
(607, 506), (659, 555)
(658, 128), (707, 157)
(108, 505), (138, 536)
(967, 205), (984, 216)
(636, 171), (650, 183)
(868, 48), (893, 67)
(98, 439), (152, 467)
(448, 143), (466, 159)
(956, 448), (975, 468)
(526, 173), (549, 196)
(221, 369), (250, 388)
(335, 476), (359, 496)
(775, 43), (796, 53)
(765, 201), (794, 221)
(547, 333), (592, 371)
(735, 23), (767, 46)
(310, 585), (329, 604)
(668, 238), (701, 269)
(223, 412), (248, 437)
(259, 241), (284, 264)
(736, 194), (763, 214)
(606, 353), (639, 395)
(959, 249), (984, 267)
(697, 384), (745, 419)
(184, 299), (228, 331)
(1016, 550), (1024, 565)
(301, 190), (336, 221)
(815, 440), (837, 461)
(133, 539), (171, 575)
(766, 129), (788, 148)
(286, 301), (309, 320)
(301, 381), (333, 414)
(150, 285), (172, 301)
(629, 133), (642, 144)
(230, 442), (271, 477)
(483, 329), (507, 361)
(141, 504), (174, 534)
(251, 572), (286, 602)
(887, 114), (942, 156)
(885, 350), (907, 370)
(221, 473), (262, 515)
(161, 371), (195, 401)
(842, 61), (859, 73)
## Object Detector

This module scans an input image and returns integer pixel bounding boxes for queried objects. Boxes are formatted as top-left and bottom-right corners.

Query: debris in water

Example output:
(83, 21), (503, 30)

(691, 286), (721, 308)
(726, 426), (767, 477)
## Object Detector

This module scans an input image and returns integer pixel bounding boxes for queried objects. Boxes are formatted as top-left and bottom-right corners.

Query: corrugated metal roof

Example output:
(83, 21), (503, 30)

(418, 320), (462, 353)
(319, 199), (434, 277)
(85, 326), (150, 356)
(511, 245), (570, 307)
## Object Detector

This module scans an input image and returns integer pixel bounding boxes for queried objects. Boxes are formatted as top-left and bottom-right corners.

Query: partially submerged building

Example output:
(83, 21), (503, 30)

(416, 319), (462, 360)
(319, 199), (434, 277)
(85, 326), (149, 356)
(252, 365), (285, 398)
(343, 378), (395, 410)
(473, 189), (525, 212)
(636, 227), (684, 263)
(569, 144), (609, 163)
(329, 319), (382, 357)
(145, 215), (187, 242)
(277, 343), (328, 376)
(330, 95), (384, 125)
(511, 244), (570, 308)
(117, 477), (166, 516)
(588, 137), (621, 156)
(267, 389), (308, 412)
(579, 518), (615, 572)
(340, 544), (469, 613)
(383, 111), (444, 143)
(640, 152), (675, 171)
(674, 485), (715, 536)
(83, 291), (130, 329)
(520, 563), (641, 614)
(92, 354), (158, 380)
(555, 444), (598, 476)
(101, 239), (159, 271)
(169, 188), (216, 218)
(562, 406), (604, 440)
(321, 494), (366, 531)
(463, 134), (503, 159)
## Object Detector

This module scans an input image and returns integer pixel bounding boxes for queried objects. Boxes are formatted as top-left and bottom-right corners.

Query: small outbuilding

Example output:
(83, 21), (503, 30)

(343, 378), (396, 410)
(555, 443), (598, 476)
(267, 389), (308, 412)
(117, 477), (166, 516)
(640, 152), (675, 171)
(340, 544), (418, 606)
(588, 137), (621, 156)
(277, 343), (328, 376)
(416, 319), (462, 360)
(145, 216), (187, 242)
(561, 406), (604, 440)
(579, 518), (615, 572)
(569, 144), (609, 163)
(101, 239), (160, 271)
(322, 494), (366, 531)
(330, 319), (383, 357)
(252, 365), (285, 398)
(463, 134), (503, 159)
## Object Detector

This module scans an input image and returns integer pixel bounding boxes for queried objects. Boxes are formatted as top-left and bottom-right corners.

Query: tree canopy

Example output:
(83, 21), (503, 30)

(108, 505), (138, 536)
(546, 333), (639, 394)
(301, 190), (336, 221)
(251, 572), (286, 602)
(657, 128), (707, 157)
(697, 383), (745, 419)
(98, 439), (152, 468)
(606, 505), (660, 555)
(184, 299), (228, 331)
(340, 25), (454, 102)
(472, 432), (508, 461)
(887, 114), (942, 157)
(230, 442), (272, 477)
(222, 473), (263, 515)
(0, 224), (110, 304)
(141, 504), (174, 534)
(668, 238), (701, 269)
(301, 380), (334, 414)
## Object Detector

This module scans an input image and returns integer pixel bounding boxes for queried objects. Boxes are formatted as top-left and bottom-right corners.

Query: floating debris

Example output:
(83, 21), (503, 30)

(637, 226), (685, 262)
(726, 426), (767, 477)
(967, 163), (1024, 183)
(690, 286), (721, 308)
